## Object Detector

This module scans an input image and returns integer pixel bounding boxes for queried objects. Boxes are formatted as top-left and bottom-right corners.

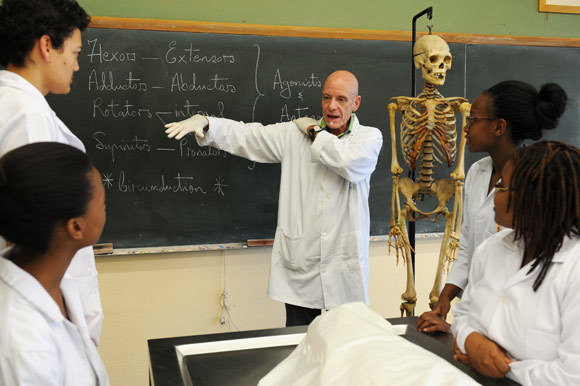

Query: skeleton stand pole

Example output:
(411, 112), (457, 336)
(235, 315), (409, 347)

(408, 7), (433, 301)
(412, 7), (433, 96)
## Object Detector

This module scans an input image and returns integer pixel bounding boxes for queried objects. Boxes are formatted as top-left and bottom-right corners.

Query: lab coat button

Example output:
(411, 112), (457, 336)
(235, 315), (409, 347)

(326, 194), (331, 200)
(501, 296), (509, 303)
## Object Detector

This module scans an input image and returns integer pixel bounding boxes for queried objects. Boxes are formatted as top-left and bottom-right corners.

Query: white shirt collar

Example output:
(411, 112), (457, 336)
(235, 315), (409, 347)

(499, 229), (577, 263)
(0, 250), (65, 323)
(0, 70), (52, 111)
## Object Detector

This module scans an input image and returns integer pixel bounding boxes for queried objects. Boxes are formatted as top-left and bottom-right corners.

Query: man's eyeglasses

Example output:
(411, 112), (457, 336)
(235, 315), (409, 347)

(494, 177), (510, 192)
(465, 115), (496, 128)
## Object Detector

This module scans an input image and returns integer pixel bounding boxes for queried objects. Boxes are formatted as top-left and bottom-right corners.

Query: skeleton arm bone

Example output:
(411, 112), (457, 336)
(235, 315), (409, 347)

(450, 102), (471, 180)
(387, 102), (413, 263)
(389, 175), (409, 265)
(391, 96), (421, 111)
(439, 96), (469, 106)
(388, 103), (403, 176)
(446, 102), (471, 264)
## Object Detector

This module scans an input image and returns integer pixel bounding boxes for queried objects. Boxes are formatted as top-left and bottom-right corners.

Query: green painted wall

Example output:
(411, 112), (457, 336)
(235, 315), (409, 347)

(78, 0), (580, 38)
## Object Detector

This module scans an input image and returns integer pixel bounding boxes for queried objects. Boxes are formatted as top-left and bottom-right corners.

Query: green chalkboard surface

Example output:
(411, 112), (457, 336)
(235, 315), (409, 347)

(47, 27), (579, 248)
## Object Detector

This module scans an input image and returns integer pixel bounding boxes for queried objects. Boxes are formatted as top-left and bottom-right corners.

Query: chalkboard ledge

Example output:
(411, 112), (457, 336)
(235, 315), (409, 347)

(94, 234), (444, 256)
(370, 233), (443, 243)
(106, 242), (247, 256)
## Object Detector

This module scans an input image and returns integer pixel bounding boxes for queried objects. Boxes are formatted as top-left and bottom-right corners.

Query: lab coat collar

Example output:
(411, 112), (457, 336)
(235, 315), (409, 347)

(0, 70), (87, 153)
(0, 249), (66, 324)
(61, 276), (110, 384)
(499, 232), (577, 289)
(475, 155), (493, 173)
(498, 233), (539, 288)
(0, 70), (51, 110)
(552, 235), (580, 263)
(498, 229), (521, 252)
(61, 277), (90, 336)
(499, 229), (575, 264)
(475, 157), (494, 201)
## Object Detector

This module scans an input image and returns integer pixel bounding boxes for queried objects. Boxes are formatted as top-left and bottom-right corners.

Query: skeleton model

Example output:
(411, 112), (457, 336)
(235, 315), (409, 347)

(388, 34), (470, 316)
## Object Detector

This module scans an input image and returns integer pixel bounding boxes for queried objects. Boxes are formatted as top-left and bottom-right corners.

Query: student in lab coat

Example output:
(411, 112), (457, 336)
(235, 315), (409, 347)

(417, 81), (567, 333)
(0, 142), (109, 386)
(452, 141), (580, 385)
(164, 70), (383, 326)
(0, 0), (103, 344)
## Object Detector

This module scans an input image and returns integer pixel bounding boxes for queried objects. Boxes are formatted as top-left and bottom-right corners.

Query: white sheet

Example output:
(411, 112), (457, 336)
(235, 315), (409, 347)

(259, 302), (481, 386)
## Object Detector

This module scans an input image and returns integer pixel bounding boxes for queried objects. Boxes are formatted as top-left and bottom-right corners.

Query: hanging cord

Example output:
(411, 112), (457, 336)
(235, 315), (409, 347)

(219, 253), (239, 331)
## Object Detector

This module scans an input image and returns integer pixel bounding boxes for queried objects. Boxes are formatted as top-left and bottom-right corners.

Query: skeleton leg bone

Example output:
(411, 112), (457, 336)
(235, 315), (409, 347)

(428, 208), (453, 309)
(397, 206), (417, 317)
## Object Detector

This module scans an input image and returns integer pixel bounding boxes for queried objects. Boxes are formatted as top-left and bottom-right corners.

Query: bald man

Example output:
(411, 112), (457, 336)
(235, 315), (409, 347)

(164, 70), (383, 326)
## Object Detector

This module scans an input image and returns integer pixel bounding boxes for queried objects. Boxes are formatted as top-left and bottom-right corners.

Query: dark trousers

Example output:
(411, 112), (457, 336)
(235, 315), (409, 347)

(285, 303), (322, 327)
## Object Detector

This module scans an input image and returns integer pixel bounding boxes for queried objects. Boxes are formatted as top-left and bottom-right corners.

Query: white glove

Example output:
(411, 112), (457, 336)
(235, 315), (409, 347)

(165, 114), (209, 140)
(293, 117), (319, 136)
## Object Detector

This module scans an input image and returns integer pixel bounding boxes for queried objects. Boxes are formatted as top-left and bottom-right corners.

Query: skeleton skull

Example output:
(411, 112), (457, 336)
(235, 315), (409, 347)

(413, 35), (452, 86)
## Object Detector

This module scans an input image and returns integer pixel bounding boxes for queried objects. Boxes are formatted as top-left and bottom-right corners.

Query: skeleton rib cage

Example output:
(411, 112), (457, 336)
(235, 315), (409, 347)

(400, 90), (459, 193)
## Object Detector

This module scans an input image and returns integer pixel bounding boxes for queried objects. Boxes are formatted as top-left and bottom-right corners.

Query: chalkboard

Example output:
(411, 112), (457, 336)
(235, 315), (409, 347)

(46, 26), (580, 248)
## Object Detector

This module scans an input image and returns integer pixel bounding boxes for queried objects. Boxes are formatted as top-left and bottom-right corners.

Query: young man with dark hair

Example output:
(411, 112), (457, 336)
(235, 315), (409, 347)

(0, 0), (103, 346)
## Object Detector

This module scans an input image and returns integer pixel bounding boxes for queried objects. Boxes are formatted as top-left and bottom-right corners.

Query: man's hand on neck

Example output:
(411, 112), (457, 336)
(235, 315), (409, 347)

(327, 117), (351, 137)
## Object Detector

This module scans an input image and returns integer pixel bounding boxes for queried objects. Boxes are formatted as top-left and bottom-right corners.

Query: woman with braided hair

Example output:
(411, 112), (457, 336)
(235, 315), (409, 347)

(0, 142), (109, 385)
(452, 140), (580, 385)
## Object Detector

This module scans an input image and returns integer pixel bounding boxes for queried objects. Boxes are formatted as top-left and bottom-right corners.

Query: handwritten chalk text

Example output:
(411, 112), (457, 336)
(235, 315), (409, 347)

(165, 41), (235, 64)
(93, 132), (151, 162)
(93, 98), (153, 119)
(88, 70), (148, 92)
(273, 70), (322, 99)
(118, 171), (207, 194)
(86, 39), (136, 64)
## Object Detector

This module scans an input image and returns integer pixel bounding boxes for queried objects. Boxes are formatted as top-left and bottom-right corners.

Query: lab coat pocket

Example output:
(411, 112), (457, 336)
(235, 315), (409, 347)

(274, 227), (309, 272)
(525, 328), (559, 360)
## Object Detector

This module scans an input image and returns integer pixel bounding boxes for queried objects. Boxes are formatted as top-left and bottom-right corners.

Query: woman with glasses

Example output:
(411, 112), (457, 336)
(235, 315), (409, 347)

(452, 141), (580, 384)
(0, 142), (109, 385)
(417, 80), (567, 334)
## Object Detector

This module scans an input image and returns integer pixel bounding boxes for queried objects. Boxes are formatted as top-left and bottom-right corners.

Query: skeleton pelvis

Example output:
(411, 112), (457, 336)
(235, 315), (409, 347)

(399, 177), (455, 216)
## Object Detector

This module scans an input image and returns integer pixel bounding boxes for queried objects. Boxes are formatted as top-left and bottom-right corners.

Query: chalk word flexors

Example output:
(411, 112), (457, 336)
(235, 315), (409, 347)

(86, 38), (136, 63)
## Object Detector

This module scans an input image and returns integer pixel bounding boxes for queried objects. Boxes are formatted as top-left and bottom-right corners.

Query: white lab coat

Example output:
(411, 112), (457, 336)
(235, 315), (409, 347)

(0, 70), (85, 154)
(0, 252), (109, 386)
(201, 115), (383, 309)
(452, 230), (580, 386)
(446, 156), (499, 290)
(0, 70), (103, 345)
